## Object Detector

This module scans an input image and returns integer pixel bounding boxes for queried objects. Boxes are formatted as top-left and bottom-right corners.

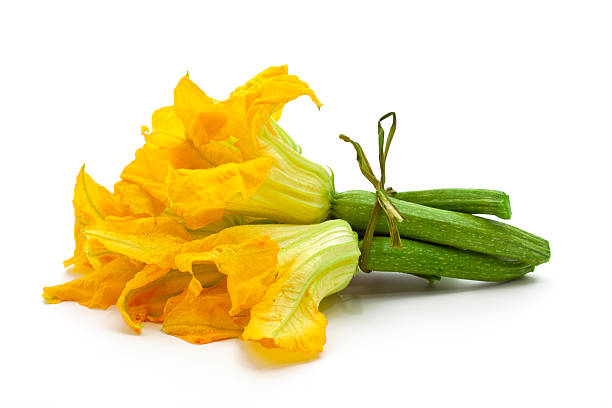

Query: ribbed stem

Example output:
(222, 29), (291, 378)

(363, 237), (534, 282)
(392, 188), (512, 219)
(331, 190), (550, 265)
(225, 121), (333, 224)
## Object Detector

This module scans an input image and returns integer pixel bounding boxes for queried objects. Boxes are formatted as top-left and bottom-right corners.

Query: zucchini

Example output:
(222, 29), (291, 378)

(392, 188), (511, 219)
(364, 236), (534, 281)
(332, 190), (550, 265)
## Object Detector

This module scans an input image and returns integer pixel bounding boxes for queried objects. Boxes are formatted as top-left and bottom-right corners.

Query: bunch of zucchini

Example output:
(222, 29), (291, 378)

(332, 113), (550, 283)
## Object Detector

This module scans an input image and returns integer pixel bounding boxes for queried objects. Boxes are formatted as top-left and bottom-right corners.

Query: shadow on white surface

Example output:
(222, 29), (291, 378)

(344, 271), (537, 295)
(238, 341), (320, 369)
(234, 273), (538, 369)
(320, 271), (538, 316)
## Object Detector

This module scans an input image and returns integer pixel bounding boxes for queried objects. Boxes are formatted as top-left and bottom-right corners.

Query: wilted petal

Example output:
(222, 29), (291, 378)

(65, 166), (127, 268)
(43, 258), (142, 309)
(167, 157), (274, 229)
(121, 107), (209, 205)
(240, 220), (360, 353)
(116, 265), (178, 331)
(175, 235), (279, 316)
(174, 66), (321, 163)
(113, 180), (164, 217)
(73, 165), (126, 221)
(82, 216), (190, 268)
(236, 65), (322, 150)
(162, 278), (249, 344)
(103, 215), (192, 241)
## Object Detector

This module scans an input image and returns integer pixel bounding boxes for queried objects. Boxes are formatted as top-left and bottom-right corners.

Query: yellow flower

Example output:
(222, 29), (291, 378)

(47, 219), (359, 353)
(47, 66), (358, 354)
(121, 66), (333, 231)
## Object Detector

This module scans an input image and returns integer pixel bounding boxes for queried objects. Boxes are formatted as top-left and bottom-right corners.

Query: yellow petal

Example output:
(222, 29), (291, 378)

(173, 76), (217, 136)
(113, 180), (164, 217)
(83, 238), (117, 269)
(231, 65), (304, 124)
(146, 107), (210, 170)
(121, 106), (209, 205)
(76, 215), (189, 268)
(230, 66), (288, 92)
(43, 258), (142, 309)
(149, 106), (187, 140)
(162, 278), (249, 344)
(116, 265), (176, 332)
(240, 220), (360, 353)
(66, 166), (127, 268)
(116, 263), (227, 333)
(167, 156), (274, 229)
(103, 215), (192, 241)
(173, 67), (321, 164)
(120, 146), (171, 205)
(175, 235), (279, 316)
(173, 77), (243, 166)
(73, 165), (127, 221)
(159, 275), (203, 319)
(187, 214), (263, 239)
(235, 66), (322, 150)
(82, 221), (189, 268)
(199, 136), (244, 165)
(183, 110), (230, 152)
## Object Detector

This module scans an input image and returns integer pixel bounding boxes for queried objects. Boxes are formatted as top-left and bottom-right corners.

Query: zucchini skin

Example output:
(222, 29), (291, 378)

(364, 237), (534, 281)
(392, 188), (512, 220)
(331, 190), (550, 265)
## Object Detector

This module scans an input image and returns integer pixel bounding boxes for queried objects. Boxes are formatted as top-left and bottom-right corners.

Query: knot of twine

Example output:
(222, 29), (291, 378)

(339, 112), (405, 273)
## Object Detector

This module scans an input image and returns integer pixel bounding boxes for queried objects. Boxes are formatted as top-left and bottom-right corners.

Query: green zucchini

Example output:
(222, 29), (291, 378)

(331, 190), (550, 265)
(364, 236), (534, 281)
(391, 188), (511, 219)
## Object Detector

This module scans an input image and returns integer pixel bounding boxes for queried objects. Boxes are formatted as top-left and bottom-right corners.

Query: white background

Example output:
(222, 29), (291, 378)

(1, 1), (610, 406)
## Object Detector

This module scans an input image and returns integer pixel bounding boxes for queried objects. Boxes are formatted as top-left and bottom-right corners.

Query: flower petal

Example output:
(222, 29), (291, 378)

(103, 215), (192, 241)
(113, 180), (164, 217)
(240, 221), (360, 353)
(82, 217), (190, 268)
(167, 156), (274, 229)
(175, 235), (279, 316)
(74, 165), (126, 221)
(235, 65), (322, 151)
(121, 107), (209, 205)
(65, 166), (127, 268)
(162, 278), (249, 344)
(116, 265), (176, 332)
(43, 258), (142, 309)
(173, 66), (321, 164)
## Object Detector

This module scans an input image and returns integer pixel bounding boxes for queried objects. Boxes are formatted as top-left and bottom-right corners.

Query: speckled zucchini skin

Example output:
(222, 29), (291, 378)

(331, 190), (550, 265)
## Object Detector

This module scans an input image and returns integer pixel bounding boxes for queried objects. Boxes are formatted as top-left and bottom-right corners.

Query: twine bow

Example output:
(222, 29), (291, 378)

(339, 112), (405, 272)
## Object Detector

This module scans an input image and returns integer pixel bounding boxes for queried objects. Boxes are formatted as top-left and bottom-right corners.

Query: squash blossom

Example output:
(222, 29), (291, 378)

(62, 66), (334, 272)
(44, 219), (360, 353)
(120, 65), (333, 232)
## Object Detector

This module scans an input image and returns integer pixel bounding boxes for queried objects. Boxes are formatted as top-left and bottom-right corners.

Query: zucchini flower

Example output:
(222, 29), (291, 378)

(120, 65), (333, 231)
(44, 219), (360, 353)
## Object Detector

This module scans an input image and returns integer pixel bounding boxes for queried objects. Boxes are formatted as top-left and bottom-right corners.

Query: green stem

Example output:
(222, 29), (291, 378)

(391, 188), (512, 219)
(331, 190), (550, 265)
(363, 237), (534, 281)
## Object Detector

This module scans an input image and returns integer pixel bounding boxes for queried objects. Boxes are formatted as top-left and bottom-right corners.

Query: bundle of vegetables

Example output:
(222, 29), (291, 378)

(43, 66), (550, 353)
